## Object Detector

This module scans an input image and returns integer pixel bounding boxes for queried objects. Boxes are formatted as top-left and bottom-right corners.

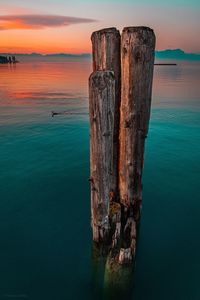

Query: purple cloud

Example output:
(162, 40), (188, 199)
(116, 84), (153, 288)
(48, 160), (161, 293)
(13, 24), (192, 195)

(0, 14), (97, 30)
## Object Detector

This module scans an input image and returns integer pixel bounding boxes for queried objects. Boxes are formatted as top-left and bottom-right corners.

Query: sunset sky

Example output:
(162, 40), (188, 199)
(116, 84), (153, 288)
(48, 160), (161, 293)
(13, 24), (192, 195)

(0, 0), (199, 54)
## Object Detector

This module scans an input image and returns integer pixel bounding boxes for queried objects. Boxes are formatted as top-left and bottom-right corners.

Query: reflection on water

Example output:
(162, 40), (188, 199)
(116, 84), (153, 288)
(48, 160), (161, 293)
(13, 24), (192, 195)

(0, 59), (200, 300)
(153, 61), (200, 106)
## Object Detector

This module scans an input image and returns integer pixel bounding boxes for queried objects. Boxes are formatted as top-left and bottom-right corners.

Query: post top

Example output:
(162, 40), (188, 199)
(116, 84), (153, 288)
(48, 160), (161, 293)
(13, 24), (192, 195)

(91, 27), (120, 40)
(122, 26), (155, 47)
(122, 26), (154, 33)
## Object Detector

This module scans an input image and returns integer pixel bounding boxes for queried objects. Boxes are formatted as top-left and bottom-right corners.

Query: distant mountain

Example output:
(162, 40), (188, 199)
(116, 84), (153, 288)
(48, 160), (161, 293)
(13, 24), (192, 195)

(0, 52), (92, 63)
(155, 49), (200, 60)
(46, 53), (91, 58)
(1, 49), (200, 61)
(0, 53), (91, 58)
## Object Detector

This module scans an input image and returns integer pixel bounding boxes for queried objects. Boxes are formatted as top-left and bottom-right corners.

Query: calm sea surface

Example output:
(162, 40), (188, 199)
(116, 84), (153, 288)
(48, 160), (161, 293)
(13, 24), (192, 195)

(0, 58), (200, 300)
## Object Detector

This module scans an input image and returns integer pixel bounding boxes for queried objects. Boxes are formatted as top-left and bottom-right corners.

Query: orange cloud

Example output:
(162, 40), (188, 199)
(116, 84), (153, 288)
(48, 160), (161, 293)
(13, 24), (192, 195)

(0, 14), (97, 30)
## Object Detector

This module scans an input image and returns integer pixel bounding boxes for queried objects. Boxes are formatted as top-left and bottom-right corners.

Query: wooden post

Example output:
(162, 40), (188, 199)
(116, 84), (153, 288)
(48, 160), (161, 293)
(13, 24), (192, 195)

(89, 28), (121, 242)
(91, 28), (121, 200)
(89, 71), (115, 242)
(89, 26), (156, 265)
(118, 27), (155, 263)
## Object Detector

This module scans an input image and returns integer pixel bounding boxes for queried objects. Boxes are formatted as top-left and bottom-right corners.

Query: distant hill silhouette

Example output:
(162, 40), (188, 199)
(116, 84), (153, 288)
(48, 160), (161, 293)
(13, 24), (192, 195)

(155, 49), (200, 60)
(1, 49), (200, 61)
(0, 53), (91, 59)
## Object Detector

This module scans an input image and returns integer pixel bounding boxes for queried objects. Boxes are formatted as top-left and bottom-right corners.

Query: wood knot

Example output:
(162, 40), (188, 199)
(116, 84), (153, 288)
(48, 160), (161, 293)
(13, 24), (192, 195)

(124, 114), (135, 128)
(109, 190), (115, 202)
(127, 160), (133, 166)
(88, 177), (94, 183)
(135, 51), (142, 62)
(123, 47), (128, 55)
(103, 131), (111, 137)
(88, 177), (96, 191)
(139, 129), (147, 139)
(124, 119), (131, 128)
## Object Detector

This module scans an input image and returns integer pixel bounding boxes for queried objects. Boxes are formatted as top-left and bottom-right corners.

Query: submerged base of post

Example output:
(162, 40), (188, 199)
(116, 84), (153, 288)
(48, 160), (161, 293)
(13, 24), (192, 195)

(92, 201), (138, 266)
(104, 254), (134, 292)
(91, 242), (134, 299)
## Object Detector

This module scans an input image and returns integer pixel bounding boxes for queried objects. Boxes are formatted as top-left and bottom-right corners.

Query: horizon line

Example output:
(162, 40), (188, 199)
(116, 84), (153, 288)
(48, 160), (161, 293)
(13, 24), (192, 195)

(0, 49), (200, 56)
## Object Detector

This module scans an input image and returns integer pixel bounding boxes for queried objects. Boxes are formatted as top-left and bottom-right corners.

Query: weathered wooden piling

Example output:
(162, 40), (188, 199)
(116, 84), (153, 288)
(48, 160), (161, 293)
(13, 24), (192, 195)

(91, 28), (121, 198)
(90, 28), (121, 243)
(89, 26), (155, 265)
(89, 71), (116, 242)
(118, 27), (156, 263)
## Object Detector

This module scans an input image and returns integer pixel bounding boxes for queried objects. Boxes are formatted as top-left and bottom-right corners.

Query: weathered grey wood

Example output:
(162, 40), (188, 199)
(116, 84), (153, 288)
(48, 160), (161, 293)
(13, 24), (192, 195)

(91, 27), (120, 75)
(91, 28), (121, 200)
(119, 26), (155, 219)
(89, 71), (115, 242)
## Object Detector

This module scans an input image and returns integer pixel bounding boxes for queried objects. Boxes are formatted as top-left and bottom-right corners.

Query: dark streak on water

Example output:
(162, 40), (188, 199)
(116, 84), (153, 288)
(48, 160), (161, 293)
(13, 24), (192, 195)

(0, 59), (200, 300)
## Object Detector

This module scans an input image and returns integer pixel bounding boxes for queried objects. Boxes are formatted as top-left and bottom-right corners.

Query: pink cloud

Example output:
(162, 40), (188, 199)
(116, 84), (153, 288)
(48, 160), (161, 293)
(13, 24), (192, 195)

(0, 14), (97, 30)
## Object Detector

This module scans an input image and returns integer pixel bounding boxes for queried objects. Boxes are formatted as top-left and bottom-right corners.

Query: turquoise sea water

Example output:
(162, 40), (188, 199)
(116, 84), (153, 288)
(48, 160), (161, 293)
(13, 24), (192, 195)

(0, 59), (199, 300)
